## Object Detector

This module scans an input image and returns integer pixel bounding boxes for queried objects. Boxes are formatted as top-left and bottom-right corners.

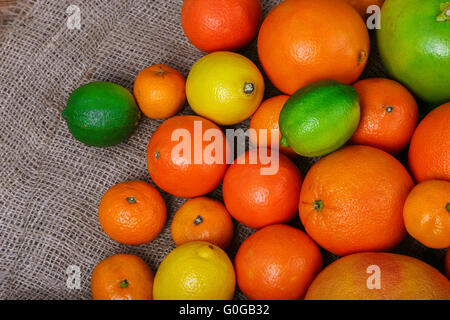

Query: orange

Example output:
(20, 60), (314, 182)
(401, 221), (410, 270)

(305, 252), (450, 300)
(257, 0), (370, 95)
(171, 197), (234, 249)
(249, 95), (297, 157)
(409, 102), (450, 183)
(133, 64), (186, 119)
(147, 115), (229, 198)
(91, 254), (154, 300)
(181, 0), (262, 53)
(235, 224), (323, 300)
(98, 181), (166, 245)
(223, 149), (302, 229)
(403, 180), (450, 249)
(350, 78), (419, 154)
(341, 0), (384, 18)
(299, 145), (414, 256)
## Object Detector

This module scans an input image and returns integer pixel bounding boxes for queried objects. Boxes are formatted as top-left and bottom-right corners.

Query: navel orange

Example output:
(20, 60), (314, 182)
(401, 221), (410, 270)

(257, 0), (370, 95)
(299, 145), (414, 256)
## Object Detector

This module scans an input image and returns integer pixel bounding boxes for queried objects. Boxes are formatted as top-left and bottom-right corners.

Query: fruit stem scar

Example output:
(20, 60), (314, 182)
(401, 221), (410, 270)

(155, 151), (160, 160)
(446, 203), (450, 212)
(436, 2), (450, 22)
(155, 66), (167, 77)
(193, 215), (203, 225)
(120, 280), (129, 288)
(244, 82), (255, 95)
(313, 200), (324, 212)
(385, 105), (394, 113)
(126, 197), (136, 204)
(358, 50), (367, 65)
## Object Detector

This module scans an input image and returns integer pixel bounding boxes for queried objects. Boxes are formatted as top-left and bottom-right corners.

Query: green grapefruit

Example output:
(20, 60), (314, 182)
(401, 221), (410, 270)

(377, 0), (450, 107)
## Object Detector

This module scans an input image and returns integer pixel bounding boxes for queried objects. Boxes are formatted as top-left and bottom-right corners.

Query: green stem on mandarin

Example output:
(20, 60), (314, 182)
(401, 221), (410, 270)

(358, 50), (367, 64)
(126, 197), (136, 204)
(193, 215), (203, 226)
(120, 280), (129, 288)
(314, 200), (324, 212)
(446, 203), (450, 212)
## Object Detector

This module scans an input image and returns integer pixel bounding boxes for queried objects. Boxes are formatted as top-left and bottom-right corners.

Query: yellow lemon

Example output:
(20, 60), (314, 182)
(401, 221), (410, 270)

(186, 51), (265, 126)
(153, 241), (235, 300)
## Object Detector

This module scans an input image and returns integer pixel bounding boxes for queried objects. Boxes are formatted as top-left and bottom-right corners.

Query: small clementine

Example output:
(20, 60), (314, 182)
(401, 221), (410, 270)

(133, 64), (186, 119)
(249, 95), (297, 157)
(91, 254), (154, 300)
(98, 181), (166, 245)
(171, 197), (234, 249)
(403, 180), (450, 249)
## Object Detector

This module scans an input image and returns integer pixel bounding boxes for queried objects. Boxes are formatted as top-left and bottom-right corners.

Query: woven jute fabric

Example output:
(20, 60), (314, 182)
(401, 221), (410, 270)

(0, 0), (446, 300)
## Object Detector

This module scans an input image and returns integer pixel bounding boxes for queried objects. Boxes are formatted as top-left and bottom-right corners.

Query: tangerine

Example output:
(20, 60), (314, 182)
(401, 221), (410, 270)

(98, 181), (166, 245)
(171, 197), (234, 249)
(235, 224), (322, 300)
(91, 254), (154, 300)
(181, 0), (262, 52)
(147, 115), (229, 198)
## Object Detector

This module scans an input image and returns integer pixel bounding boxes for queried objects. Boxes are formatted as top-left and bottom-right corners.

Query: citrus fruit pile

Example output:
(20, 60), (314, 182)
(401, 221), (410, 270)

(62, 0), (450, 300)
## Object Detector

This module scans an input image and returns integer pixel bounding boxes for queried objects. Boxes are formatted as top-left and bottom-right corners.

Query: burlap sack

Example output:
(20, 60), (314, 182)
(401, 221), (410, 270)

(0, 0), (446, 300)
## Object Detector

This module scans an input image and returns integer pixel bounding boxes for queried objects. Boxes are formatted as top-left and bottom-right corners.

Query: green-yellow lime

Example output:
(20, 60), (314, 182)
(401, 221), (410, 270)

(279, 80), (360, 157)
(153, 241), (235, 300)
(186, 51), (264, 126)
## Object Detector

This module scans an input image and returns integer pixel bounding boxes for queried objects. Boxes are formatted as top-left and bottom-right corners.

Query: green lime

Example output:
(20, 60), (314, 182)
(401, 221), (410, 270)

(377, 0), (450, 107)
(279, 80), (360, 158)
(62, 81), (141, 147)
